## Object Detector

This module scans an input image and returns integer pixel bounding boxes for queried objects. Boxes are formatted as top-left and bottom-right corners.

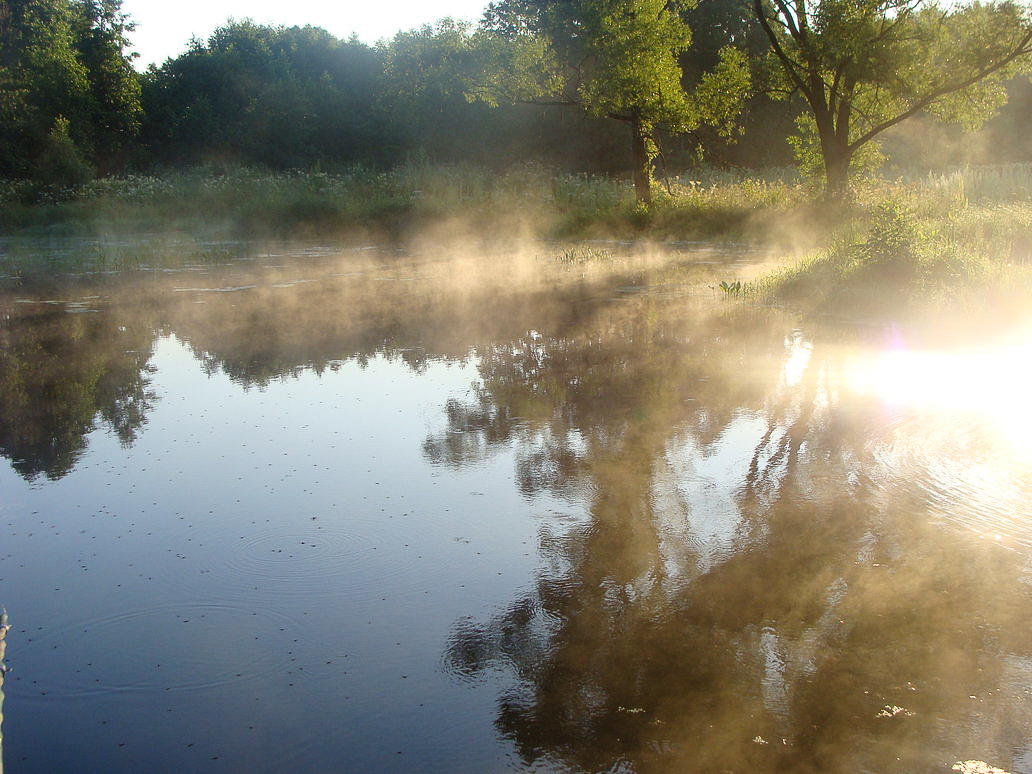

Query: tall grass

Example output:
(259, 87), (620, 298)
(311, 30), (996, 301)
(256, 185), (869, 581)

(754, 165), (1032, 324)
(0, 162), (816, 244)
(0, 167), (414, 236)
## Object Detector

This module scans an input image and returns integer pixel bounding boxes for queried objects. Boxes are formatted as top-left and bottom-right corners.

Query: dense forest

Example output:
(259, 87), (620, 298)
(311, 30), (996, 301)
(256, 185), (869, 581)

(1, 0), (1031, 199)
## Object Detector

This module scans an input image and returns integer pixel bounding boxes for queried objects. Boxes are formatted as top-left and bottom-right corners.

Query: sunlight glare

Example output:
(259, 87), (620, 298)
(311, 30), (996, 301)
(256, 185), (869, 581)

(848, 331), (1032, 459)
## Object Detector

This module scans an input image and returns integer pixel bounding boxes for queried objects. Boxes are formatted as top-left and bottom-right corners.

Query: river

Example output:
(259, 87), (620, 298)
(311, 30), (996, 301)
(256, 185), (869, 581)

(1, 241), (1030, 773)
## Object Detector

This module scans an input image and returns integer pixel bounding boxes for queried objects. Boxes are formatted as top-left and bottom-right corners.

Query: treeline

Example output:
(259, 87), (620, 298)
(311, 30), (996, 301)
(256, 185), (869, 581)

(2, 0), (1031, 195)
(0, 0), (141, 181)
(137, 20), (633, 173)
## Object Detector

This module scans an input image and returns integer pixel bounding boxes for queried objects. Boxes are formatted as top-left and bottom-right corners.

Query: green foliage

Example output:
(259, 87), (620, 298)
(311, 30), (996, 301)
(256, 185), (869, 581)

(851, 201), (922, 282)
(757, 190), (1031, 317)
(755, 0), (1032, 197)
(140, 22), (389, 169)
(36, 114), (95, 186)
(718, 279), (743, 296)
(693, 47), (752, 140)
(572, 0), (696, 125)
(69, 0), (142, 169)
(0, 0), (140, 179)
(787, 114), (885, 184)
(479, 0), (751, 202)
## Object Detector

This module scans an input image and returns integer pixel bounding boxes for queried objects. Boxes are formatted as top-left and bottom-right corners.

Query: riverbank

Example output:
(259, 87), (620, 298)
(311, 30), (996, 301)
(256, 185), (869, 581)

(752, 167), (1032, 333)
(0, 163), (817, 245)
(2, 162), (1030, 326)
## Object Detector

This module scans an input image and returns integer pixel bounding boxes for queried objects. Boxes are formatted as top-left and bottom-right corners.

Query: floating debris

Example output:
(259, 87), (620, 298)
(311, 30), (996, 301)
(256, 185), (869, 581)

(875, 704), (914, 718)
(952, 761), (1010, 774)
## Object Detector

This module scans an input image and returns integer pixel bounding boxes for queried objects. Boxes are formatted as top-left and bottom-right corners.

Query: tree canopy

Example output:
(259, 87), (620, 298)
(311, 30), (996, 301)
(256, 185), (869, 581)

(2, 0), (1032, 198)
(478, 0), (751, 202)
(754, 0), (1032, 196)
(0, 0), (140, 180)
(139, 21), (388, 168)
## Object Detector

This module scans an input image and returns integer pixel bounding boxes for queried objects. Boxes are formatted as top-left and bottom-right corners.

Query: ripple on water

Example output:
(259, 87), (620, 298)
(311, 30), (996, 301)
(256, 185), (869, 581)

(16, 602), (301, 699)
(874, 414), (1032, 551)
(216, 519), (425, 602)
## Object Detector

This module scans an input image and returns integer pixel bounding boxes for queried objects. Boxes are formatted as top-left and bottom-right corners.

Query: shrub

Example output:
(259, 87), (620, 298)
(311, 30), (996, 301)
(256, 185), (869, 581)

(36, 117), (95, 188)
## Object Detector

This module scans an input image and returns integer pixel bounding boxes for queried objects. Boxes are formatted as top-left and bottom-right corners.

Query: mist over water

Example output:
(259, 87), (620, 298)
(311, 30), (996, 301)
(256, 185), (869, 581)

(1, 241), (1030, 773)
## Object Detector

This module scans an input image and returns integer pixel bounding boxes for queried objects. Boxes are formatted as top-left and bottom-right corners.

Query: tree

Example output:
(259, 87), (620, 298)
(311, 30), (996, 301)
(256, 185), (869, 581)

(381, 19), (627, 171)
(140, 21), (388, 168)
(753, 0), (1032, 198)
(479, 0), (750, 204)
(0, 0), (140, 179)
(68, 0), (142, 172)
(381, 20), (500, 162)
(0, 0), (90, 176)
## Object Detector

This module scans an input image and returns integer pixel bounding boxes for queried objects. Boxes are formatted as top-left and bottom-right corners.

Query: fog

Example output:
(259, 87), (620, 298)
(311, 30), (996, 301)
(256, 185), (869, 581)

(1, 240), (1030, 772)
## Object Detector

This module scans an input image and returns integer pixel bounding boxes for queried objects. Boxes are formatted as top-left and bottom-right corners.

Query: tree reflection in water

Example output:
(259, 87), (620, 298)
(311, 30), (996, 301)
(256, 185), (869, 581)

(1, 248), (1029, 772)
(435, 295), (1032, 774)
(0, 297), (156, 481)
(0, 249), (605, 480)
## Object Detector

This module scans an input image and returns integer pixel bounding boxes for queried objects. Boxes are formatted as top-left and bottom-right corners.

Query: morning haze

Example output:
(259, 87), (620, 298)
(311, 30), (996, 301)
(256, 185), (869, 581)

(1, 0), (1031, 771)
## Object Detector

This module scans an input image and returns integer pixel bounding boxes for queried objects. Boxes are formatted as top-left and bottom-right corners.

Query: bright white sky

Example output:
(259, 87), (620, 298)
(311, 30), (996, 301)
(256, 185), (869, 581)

(120, 0), (491, 69)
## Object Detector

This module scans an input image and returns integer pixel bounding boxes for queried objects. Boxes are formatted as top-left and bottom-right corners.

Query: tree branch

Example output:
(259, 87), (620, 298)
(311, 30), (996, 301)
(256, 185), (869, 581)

(848, 28), (1032, 151)
(753, 0), (814, 101)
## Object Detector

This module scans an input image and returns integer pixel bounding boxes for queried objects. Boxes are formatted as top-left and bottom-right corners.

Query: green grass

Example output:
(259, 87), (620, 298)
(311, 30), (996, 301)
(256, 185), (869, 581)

(0, 162), (817, 245)
(0, 167), (417, 238)
(3, 161), (1031, 327)
(752, 173), (1032, 328)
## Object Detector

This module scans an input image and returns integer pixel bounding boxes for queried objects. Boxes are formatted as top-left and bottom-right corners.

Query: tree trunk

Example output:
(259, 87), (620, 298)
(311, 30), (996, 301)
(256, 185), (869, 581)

(630, 111), (652, 206)
(821, 137), (852, 202)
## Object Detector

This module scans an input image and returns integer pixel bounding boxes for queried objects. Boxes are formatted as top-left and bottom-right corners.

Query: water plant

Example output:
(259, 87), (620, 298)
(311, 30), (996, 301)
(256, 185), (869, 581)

(555, 246), (616, 264)
(718, 279), (743, 297)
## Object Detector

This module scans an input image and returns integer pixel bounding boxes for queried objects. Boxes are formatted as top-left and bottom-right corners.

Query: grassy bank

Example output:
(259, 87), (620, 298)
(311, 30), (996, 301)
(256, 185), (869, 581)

(753, 165), (1032, 329)
(2, 162), (1030, 326)
(0, 163), (816, 244)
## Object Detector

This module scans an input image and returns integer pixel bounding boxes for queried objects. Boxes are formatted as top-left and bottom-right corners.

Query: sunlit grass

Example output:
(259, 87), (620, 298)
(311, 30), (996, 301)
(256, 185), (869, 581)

(3, 161), (1032, 321)
(754, 165), (1032, 324)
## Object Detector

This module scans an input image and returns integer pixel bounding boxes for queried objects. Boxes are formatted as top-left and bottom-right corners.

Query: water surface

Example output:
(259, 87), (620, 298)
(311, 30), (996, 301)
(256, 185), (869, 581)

(1, 242), (1030, 773)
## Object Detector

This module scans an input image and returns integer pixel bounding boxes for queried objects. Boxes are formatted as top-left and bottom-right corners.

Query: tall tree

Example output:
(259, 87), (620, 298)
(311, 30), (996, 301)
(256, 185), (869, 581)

(753, 0), (1032, 197)
(381, 19), (629, 171)
(0, 0), (140, 180)
(678, 0), (797, 168)
(69, 0), (142, 172)
(0, 0), (90, 177)
(140, 22), (387, 168)
(479, 0), (750, 204)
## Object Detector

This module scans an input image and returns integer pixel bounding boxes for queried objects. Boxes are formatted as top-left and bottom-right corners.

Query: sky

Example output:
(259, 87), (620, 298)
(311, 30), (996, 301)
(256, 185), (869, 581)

(120, 0), (491, 69)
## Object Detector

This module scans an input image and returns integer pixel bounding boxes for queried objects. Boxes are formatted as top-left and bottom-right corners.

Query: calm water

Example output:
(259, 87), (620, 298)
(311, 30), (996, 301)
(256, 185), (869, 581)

(1, 243), (1031, 773)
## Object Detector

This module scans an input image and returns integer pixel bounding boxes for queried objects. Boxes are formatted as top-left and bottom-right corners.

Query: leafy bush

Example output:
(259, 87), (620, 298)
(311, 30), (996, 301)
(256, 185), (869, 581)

(37, 117), (96, 188)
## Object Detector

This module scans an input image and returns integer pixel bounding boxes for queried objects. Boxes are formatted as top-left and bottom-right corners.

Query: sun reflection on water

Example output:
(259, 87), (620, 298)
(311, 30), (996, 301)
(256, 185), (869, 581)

(837, 328), (1032, 549)
(849, 332), (1032, 461)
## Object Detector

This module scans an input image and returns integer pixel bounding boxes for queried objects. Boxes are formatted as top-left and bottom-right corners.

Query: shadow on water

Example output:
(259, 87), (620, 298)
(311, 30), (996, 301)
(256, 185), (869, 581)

(0, 241), (1030, 772)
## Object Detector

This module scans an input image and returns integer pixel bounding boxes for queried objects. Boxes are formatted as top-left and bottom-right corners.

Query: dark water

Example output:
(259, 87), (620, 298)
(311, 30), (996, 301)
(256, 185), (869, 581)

(1, 243), (1030, 773)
